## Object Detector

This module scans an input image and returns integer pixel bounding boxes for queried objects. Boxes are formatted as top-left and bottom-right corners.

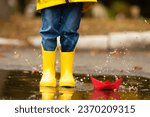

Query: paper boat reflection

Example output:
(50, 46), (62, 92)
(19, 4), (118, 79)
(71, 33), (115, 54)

(90, 90), (121, 100)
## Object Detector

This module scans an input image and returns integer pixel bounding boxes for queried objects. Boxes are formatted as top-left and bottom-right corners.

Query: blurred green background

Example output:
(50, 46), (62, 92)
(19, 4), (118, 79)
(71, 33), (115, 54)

(0, 0), (149, 41)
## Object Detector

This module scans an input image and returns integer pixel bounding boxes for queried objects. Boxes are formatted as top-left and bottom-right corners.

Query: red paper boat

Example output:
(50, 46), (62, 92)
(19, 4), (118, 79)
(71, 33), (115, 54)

(91, 76), (122, 90)
(90, 90), (121, 100)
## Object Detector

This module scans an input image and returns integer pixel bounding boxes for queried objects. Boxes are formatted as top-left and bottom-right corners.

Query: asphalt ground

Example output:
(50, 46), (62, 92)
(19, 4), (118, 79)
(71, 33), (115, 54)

(0, 46), (150, 78)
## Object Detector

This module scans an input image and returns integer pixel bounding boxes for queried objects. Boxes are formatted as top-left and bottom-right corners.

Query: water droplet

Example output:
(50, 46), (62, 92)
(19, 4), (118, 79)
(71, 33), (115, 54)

(80, 79), (83, 82)
(86, 74), (90, 77)
(144, 19), (149, 24)
(14, 51), (17, 54)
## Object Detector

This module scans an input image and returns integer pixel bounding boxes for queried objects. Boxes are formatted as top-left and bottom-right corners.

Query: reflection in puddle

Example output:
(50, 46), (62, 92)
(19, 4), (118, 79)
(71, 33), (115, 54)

(40, 87), (56, 100)
(0, 70), (149, 100)
(90, 90), (121, 100)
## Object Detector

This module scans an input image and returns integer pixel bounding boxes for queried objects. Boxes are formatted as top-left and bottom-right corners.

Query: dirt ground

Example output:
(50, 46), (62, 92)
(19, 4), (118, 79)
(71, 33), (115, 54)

(0, 15), (149, 40)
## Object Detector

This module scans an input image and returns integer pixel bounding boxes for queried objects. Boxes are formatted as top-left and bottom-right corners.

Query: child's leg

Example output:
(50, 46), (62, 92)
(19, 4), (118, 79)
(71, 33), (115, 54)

(40, 6), (62, 87)
(40, 6), (61, 51)
(60, 3), (83, 52)
(59, 3), (83, 87)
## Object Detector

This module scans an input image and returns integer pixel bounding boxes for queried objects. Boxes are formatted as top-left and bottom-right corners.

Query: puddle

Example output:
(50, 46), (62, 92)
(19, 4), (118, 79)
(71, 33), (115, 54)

(0, 70), (149, 100)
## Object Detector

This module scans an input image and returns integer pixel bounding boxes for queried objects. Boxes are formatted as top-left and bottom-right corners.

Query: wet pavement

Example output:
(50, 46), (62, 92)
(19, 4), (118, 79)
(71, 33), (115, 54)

(0, 70), (149, 100)
(0, 47), (150, 77)
(0, 47), (150, 100)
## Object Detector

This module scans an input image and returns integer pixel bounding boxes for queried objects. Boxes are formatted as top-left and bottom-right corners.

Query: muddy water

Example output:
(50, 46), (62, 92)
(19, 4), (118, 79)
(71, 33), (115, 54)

(0, 70), (149, 100)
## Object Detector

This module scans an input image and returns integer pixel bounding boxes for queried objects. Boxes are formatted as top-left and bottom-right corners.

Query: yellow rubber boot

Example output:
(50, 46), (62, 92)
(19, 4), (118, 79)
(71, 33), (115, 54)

(59, 87), (74, 100)
(40, 86), (56, 100)
(59, 51), (76, 87)
(40, 47), (56, 87)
